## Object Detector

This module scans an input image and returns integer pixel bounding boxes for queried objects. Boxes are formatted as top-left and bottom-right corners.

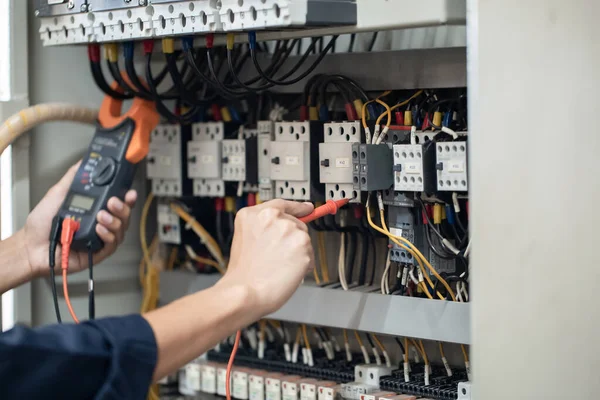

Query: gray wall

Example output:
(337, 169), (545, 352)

(27, 4), (144, 326)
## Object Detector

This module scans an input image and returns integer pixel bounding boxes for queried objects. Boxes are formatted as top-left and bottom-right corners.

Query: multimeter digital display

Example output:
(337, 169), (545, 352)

(56, 90), (160, 252)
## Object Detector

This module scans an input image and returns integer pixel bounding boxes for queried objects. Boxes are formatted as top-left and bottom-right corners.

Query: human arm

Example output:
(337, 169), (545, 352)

(0, 315), (156, 400)
(144, 199), (315, 381)
(0, 162), (137, 295)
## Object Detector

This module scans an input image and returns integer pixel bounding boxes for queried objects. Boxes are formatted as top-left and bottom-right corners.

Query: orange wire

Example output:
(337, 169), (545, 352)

(62, 269), (80, 324)
(226, 330), (242, 400)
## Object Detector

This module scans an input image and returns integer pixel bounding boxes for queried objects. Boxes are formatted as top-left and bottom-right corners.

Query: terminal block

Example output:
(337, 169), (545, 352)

(319, 121), (362, 203)
(147, 123), (192, 197)
(436, 140), (468, 192)
(270, 121), (324, 201)
(257, 121), (275, 201)
(393, 144), (436, 193)
(188, 122), (226, 198)
(352, 144), (393, 192)
(150, 0), (221, 38)
(218, 0), (357, 32)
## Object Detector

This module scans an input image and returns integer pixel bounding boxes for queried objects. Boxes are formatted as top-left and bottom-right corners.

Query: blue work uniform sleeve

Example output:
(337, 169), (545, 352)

(0, 314), (157, 400)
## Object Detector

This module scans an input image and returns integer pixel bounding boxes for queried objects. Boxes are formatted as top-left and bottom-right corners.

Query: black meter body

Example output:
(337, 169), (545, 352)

(56, 92), (160, 252)
(59, 119), (137, 252)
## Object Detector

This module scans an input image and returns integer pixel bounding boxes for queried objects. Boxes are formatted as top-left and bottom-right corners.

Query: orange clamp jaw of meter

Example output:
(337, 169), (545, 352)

(98, 82), (160, 164)
(299, 199), (351, 224)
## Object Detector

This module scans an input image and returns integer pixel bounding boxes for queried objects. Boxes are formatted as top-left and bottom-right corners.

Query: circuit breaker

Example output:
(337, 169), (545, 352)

(352, 143), (394, 192)
(258, 121), (275, 201)
(188, 122), (225, 198)
(319, 121), (361, 203)
(157, 203), (183, 245)
(147, 124), (192, 197)
(387, 206), (420, 265)
(436, 140), (468, 192)
(270, 121), (324, 201)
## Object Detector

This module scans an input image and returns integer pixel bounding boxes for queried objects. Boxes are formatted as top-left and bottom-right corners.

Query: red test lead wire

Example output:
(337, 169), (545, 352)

(61, 218), (81, 324)
(299, 199), (350, 224)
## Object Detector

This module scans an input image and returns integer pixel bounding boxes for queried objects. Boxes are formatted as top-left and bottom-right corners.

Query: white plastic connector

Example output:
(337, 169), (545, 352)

(291, 342), (299, 363)
(441, 126), (459, 139)
(442, 356), (453, 377)
(284, 343), (292, 362)
(372, 347), (381, 366)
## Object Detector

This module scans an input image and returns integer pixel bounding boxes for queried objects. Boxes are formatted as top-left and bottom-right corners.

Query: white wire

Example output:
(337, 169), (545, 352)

(338, 232), (349, 291)
(464, 239), (472, 258)
(380, 248), (392, 294)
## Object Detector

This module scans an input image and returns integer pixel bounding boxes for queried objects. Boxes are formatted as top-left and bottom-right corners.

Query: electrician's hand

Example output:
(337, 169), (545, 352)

(218, 199), (315, 317)
(23, 162), (137, 277)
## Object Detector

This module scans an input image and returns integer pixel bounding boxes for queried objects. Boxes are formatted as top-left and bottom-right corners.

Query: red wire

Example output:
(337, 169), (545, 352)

(226, 330), (242, 400)
(62, 269), (80, 324)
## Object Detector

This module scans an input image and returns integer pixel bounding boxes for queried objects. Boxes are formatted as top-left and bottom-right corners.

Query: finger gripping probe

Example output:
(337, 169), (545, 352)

(299, 199), (351, 224)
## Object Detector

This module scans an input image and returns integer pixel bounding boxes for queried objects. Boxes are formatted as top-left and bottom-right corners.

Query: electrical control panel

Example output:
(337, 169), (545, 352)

(435, 140), (468, 192)
(319, 121), (361, 203)
(352, 143), (394, 192)
(188, 122), (226, 198)
(270, 121), (324, 201)
(147, 124), (192, 197)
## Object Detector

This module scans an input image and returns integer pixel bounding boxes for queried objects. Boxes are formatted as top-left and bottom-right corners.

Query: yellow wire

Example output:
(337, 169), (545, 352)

(353, 331), (364, 347)
(295, 328), (302, 345)
(375, 99), (392, 128)
(139, 236), (158, 287)
(268, 320), (281, 329)
(438, 342), (446, 358)
(259, 320), (267, 341)
(361, 91), (392, 129)
(317, 231), (330, 283)
(140, 193), (155, 270)
(376, 90), (424, 128)
(461, 344), (470, 363)
(170, 203), (225, 267)
(418, 340), (430, 366)
(313, 265), (322, 285)
(372, 334), (387, 354)
(301, 325), (311, 350)
(167, 247), (178, 271)
(343, 329), (349, 346)
(409, 339), (425, 361)
(188, 251), (227, 275)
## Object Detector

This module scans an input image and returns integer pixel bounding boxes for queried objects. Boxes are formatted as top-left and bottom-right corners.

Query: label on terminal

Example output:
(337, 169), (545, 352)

(285, 156), (300, 166)
(231, 155), (244, 165)
(250, 375), (265, 400)
(448, 160), (465, 172)
(335, 158), (351, 168)
(201, 155), (215, 164)
(159, 155), (172, 166)
(405, 162), (421, 174)
(186, 364), (201, 391)
(201, 365), (216, 394)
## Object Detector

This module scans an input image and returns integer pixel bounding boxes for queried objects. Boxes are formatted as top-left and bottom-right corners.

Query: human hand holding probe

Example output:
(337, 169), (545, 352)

(144, 198), (350, 384)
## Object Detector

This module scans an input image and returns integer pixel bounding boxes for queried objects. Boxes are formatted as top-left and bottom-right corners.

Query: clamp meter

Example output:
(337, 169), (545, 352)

(57, 90), (160, 252)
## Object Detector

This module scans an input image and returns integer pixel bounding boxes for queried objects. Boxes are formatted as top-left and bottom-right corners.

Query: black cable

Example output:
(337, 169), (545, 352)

(365, 333), (375, 348)
(49, 216), (62, 324)
(250, 36), (338, 86)
(395, 337), (406, 356)
(348, 33), (356, 53)
(146, 53), (199, 123)
(88, 244), (95, 320)
(107, 60), (148, 99)
(124, 55), (172, 100)
(90, 61), (131, 100)
(424, 225), (456, 260)
(357, 233), (369, 286)
(368, 32), (379, 52)
(345, 232), (357, 284)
